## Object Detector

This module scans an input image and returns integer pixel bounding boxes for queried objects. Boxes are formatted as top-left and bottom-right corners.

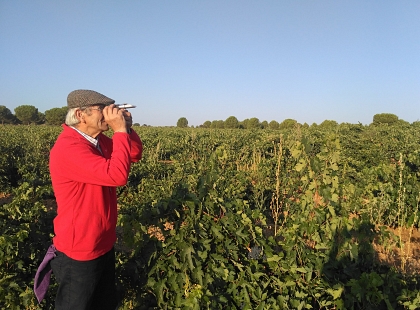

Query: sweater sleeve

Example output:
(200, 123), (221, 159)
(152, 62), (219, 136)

(50, 133), (131, 187)
(128, 129), (143, 163)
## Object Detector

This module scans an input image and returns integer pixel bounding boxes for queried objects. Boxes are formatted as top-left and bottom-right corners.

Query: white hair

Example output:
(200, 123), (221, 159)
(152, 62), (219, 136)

(65, 107), (92, 126)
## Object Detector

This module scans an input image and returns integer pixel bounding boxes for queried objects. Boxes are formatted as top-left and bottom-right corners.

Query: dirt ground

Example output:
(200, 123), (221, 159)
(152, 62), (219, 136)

(373, 226), (420, 276)
(0, 192), (12, 204)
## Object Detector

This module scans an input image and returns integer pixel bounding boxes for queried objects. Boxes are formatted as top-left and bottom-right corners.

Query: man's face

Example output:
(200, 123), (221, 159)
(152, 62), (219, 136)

(82, 105), (109, 137)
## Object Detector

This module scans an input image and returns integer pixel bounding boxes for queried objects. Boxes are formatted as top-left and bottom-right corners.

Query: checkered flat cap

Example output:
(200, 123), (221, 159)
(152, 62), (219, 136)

(67, 89), (115, 109)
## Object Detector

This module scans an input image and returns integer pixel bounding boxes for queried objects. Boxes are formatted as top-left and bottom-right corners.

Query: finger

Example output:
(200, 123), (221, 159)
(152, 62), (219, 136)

(103, 105), (124, 121)
(103, 104), (115, 116)
(110, 105), (124, 116)
(102, 106), (110, 119)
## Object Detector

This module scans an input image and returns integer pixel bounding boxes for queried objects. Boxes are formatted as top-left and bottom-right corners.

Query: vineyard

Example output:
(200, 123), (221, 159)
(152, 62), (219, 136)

(1, 123), (420, 309)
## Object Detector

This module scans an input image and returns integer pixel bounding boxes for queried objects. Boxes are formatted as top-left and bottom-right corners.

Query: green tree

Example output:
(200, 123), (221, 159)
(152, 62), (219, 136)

(211, 120), (224, 128)
(398, 119), (410, 126)
(372, 113), (399, 125)
(201, 121), (211, 128)
(0, 106), (16, 124)
(261, 120), (268, 129)
(412, 121), (420, 128)
(240, 119), (249, 129)
(225, 116), (239, 129)
(319, 120), (338, 129)
(279, 118), (297, 130)
(177, 117), (188, 128)
(268, 120), (280, 130)
(14, 105), (39, 124)
(36, 111), (45, 124)
(45, 107), (68, 125)
(247, 117), (260, 129)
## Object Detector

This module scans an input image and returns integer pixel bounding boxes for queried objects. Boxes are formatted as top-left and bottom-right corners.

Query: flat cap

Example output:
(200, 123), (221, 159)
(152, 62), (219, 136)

(67, 89), (115, 109)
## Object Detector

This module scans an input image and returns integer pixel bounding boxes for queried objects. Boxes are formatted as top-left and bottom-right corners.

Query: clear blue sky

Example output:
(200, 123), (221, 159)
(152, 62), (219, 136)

(1, 1), (419, 126)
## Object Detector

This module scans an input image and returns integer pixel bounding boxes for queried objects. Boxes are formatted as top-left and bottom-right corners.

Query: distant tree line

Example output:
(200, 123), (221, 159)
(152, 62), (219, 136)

(0, 104), (413, 128)
(0, 105), (67, 125)
(177, 113), (412, 129)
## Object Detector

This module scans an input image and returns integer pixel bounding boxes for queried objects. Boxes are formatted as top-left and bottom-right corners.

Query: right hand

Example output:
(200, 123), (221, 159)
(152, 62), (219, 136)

(103, 104), (127, 133)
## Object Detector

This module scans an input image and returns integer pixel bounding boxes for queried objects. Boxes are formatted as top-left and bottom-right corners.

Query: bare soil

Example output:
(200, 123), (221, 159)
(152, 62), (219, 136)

(0, 192), (13, 204)
(373, 226), (420, 276)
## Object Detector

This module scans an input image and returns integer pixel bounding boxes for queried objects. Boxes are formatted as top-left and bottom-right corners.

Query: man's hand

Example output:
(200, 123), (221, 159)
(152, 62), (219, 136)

(103, 104), (127, 133)
(122, 109), (133, 129)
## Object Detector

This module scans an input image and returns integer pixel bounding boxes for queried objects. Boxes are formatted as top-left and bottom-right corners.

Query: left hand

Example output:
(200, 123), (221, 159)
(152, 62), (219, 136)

(121, 109), (133, 128)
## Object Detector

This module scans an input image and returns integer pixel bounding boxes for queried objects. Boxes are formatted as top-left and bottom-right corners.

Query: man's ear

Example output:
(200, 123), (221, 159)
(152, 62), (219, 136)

(75, 109), (85, 123)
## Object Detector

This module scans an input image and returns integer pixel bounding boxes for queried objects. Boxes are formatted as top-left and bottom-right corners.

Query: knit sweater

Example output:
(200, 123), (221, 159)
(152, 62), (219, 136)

(49, 124), (142, 260)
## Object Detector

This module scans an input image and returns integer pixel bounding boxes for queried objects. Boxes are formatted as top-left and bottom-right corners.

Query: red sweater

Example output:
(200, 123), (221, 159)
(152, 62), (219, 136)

(49, 125), (142, 260)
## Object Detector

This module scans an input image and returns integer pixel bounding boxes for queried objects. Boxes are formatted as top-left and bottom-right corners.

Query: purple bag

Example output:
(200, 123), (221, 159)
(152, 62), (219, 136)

(33, 244), (56, 303)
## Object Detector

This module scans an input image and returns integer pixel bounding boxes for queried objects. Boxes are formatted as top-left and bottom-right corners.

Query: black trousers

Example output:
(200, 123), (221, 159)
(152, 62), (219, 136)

(50, 247), (117, 310)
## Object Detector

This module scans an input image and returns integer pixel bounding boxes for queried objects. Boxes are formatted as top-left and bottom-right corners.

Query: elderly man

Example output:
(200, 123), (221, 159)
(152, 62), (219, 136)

(49, 89), (143, 309)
